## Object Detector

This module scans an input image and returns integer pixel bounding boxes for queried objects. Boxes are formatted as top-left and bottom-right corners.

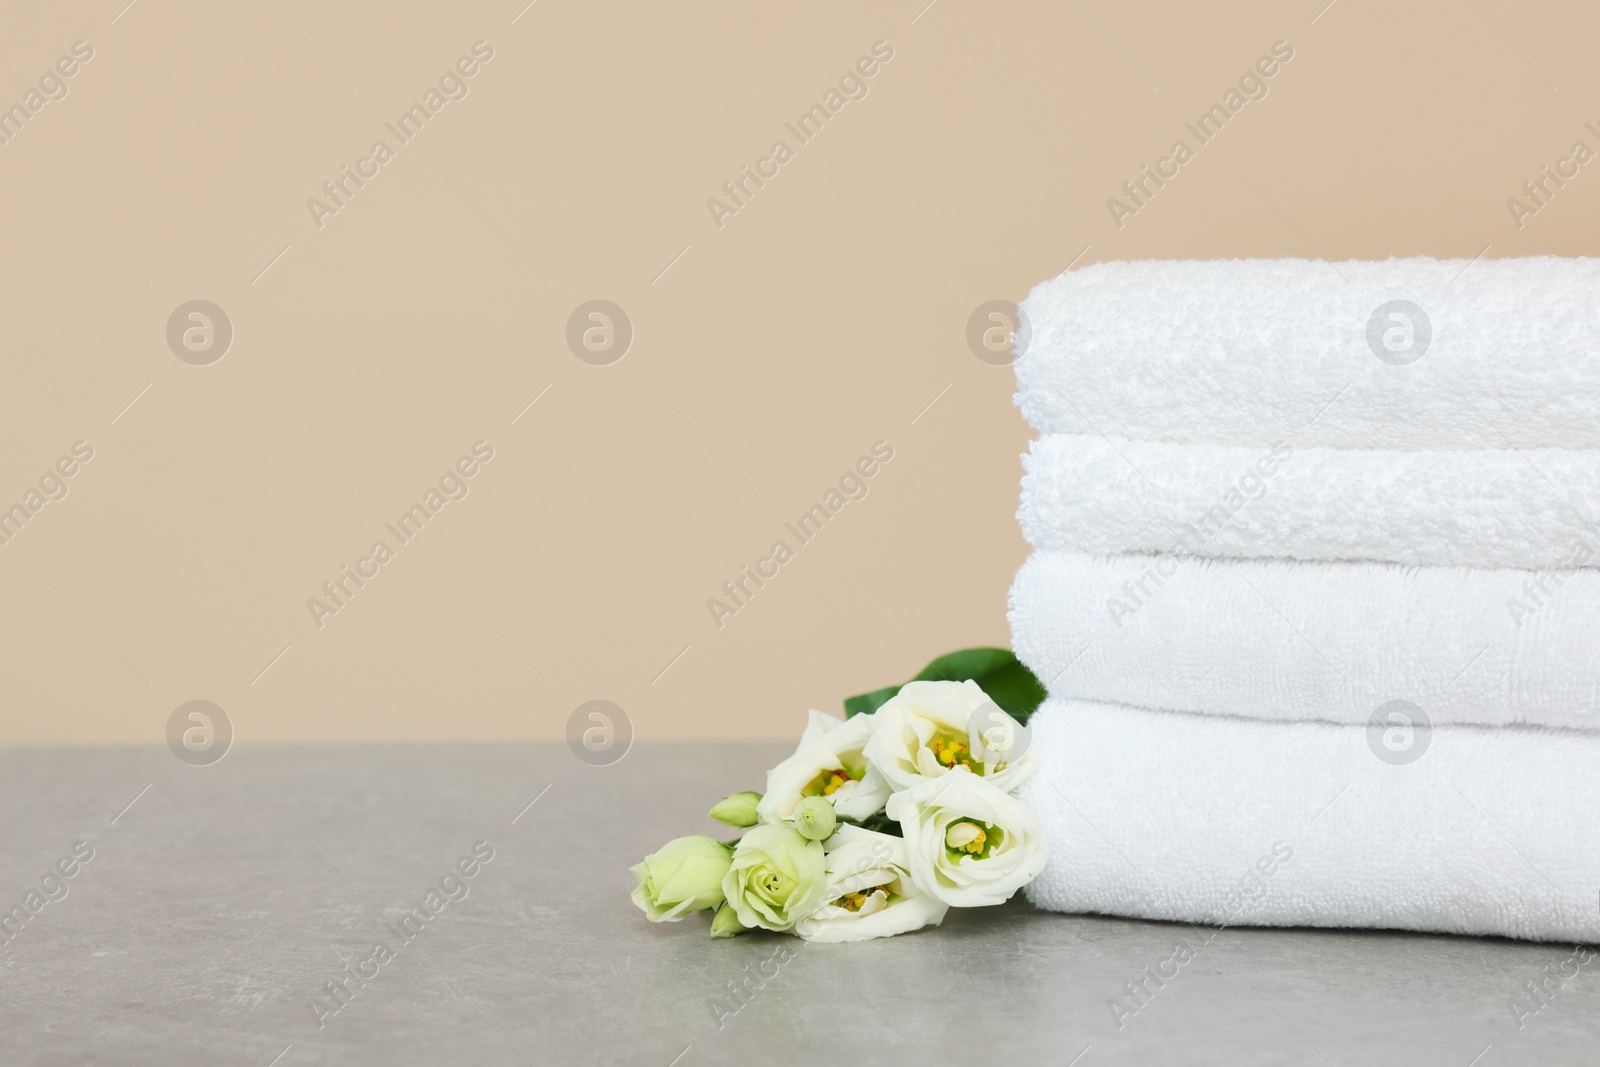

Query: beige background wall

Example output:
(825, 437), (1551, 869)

(1, 0), (1595, 744)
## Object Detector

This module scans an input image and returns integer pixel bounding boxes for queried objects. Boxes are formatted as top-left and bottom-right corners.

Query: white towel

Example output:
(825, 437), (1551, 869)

(1020, 698), (1600, 943)
(1013, 257), (1600, 450)
(1008, 550), (1600, 731)
(1020, 434), (1600, 571)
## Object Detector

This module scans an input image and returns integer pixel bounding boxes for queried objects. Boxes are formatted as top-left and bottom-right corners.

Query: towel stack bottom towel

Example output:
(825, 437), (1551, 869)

(1009, 257), (1600, 942)
(1023, 700), (1600, 942)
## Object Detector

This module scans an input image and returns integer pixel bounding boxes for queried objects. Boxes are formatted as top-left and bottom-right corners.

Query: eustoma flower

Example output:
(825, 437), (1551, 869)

(722, 824), (828, 932)
(886, 768), (1048, 907)
(864, 679), (1036, 793)
(756, 710), (891, 824)
(794, 826), (948, 943)
(630, 836), (735, 922)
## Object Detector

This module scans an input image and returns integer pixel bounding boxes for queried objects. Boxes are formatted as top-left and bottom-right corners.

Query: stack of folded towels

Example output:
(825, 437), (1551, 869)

(1011, 257), (1600, 942)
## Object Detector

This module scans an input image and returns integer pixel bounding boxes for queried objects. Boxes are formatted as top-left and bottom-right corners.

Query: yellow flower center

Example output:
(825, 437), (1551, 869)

(835, 884), (891, 912)
(931, 734), (979, 772)
(945, 820), (987, 854)
(801, 768), (854, 798)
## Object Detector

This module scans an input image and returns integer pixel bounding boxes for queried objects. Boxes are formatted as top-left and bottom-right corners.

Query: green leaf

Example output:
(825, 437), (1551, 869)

(843, 647), (1046, 725)
(842, 684), (901, 719)
(838, 810), (903, 837)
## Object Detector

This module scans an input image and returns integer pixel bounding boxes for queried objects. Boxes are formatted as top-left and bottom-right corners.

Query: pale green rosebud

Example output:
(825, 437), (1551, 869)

(792, 796), (837, 842)
(709, 901), (750, 939)
(630, 836), (734, 922)
(708, 791), (762, 828)
(722, 824), (827, 932)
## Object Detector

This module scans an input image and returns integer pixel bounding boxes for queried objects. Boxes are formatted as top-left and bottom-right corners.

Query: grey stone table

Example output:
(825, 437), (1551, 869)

(0, 742), (1595, 1066)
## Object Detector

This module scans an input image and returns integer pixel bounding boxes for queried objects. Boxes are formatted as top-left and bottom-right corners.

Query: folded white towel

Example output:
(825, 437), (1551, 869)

(1009, 550), (1600, 731)
(1019, 434), (1600, 571)
(1013, 257), (1600, 450)
(1021, 698), (1600, 943)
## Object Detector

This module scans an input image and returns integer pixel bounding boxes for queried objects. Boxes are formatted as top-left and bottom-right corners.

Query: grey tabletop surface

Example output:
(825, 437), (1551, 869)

(0, 741), (1594, 1066)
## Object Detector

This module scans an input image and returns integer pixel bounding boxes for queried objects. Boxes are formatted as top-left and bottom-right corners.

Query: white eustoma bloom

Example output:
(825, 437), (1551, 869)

(885, 768), (1048, 908)
(757, 710), (891, 824)
(794, 826), (948, 943)
(863, 680), (1036, 793)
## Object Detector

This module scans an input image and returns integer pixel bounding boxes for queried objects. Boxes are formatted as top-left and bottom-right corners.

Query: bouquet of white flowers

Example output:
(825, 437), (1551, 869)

(629, 649), (1050, 943)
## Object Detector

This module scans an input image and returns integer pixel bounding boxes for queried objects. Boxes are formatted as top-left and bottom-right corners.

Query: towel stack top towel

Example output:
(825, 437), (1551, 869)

(1014, 256), (1600, 450)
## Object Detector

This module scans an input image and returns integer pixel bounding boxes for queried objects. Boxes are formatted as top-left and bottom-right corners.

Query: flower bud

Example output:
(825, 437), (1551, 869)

(708, 791), (763, 827)
(709, 901), (750, 938)
(630, 836), (734, 922)
(793, 796), (837, 842)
